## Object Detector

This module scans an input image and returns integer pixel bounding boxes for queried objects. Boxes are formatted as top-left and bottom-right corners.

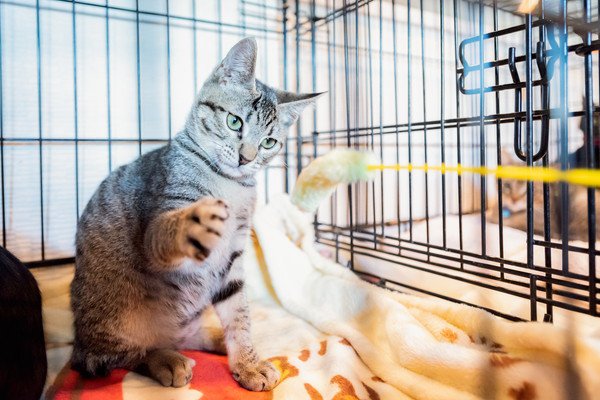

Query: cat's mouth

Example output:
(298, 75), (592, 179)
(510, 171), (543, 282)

(217, 156), (256, 179)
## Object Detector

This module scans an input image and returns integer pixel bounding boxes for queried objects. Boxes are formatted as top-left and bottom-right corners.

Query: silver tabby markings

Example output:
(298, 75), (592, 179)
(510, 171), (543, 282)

(70, 38), (322, 391)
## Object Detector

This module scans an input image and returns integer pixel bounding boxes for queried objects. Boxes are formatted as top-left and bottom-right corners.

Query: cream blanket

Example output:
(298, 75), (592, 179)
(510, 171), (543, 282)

(246, 194), (600, 400)
(42, 194), (600, 399)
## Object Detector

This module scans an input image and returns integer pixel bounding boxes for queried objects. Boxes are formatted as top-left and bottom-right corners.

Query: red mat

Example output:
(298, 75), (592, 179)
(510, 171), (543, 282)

(46, 351), (275, 400)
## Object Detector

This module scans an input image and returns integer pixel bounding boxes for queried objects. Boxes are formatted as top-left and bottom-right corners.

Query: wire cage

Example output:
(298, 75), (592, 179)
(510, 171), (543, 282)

(288, 0), (600, 326)
(1, 0), (600, 326)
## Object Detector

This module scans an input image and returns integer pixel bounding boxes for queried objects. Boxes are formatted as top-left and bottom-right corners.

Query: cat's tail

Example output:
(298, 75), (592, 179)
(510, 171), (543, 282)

(0, 246), (47, 400)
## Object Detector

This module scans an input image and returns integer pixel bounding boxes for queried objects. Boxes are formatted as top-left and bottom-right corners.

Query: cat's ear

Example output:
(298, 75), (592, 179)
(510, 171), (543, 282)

(277, 91), (325, 129)
(213, 38), (257, 88)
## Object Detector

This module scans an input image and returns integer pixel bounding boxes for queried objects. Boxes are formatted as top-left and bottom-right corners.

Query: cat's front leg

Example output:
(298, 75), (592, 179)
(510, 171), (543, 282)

(145, 198), (229, 267)
(213, 263), (280, 391)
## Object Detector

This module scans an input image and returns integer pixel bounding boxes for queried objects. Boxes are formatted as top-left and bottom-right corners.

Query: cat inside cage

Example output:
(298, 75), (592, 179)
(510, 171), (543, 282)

(1, 0), (600, 399)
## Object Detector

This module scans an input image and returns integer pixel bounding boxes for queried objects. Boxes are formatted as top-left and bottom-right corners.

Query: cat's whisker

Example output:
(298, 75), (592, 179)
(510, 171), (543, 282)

(277, 159), (290, 170)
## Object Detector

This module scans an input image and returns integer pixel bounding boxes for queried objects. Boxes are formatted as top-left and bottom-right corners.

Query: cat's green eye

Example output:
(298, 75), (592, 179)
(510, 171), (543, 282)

(227, 113), (243, 132)
(260, 137), (278, 149)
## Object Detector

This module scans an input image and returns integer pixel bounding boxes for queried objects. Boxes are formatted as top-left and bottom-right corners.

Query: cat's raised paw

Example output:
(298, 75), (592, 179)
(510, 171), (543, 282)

(180, 198), (229, 261)
(231, 360), (280, 392)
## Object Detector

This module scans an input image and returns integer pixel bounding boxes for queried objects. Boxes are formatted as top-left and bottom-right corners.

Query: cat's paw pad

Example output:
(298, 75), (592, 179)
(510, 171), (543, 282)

(231, 360), (280, 392)
(146, 350), (196, 388)
(181, 198), (229, 261)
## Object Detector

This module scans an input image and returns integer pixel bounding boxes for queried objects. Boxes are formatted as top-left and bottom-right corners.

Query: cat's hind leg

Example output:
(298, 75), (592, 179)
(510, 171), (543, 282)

(72, 343), (196, 388)
(194, 325), (226, 354)
(70, 340), (144, 378)
(135, 349), (196, 388)
(176, 316), (226, 354)
(182, 306), (226, 354)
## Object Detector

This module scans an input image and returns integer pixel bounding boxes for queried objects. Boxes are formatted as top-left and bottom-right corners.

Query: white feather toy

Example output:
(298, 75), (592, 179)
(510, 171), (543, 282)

(291, 149), (378, 213)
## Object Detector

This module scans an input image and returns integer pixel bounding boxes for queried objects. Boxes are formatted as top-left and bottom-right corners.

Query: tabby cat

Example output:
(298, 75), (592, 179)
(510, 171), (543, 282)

(487, 150), (600, 242)
(70, 38), (321, 390)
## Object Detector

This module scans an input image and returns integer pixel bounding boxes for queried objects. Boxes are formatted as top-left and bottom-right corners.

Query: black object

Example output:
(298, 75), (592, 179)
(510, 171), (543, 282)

(0, 246), (47, 400)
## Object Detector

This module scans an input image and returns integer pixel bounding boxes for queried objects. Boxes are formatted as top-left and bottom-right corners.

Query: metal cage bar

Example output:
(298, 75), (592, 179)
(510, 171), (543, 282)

(292, 0), (600, 322)
(0, 0), (284, 266)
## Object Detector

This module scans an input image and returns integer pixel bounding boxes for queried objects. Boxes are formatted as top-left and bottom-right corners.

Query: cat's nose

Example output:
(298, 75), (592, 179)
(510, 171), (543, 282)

(238, 144), (257, 166)
(239, 154), (252, 166)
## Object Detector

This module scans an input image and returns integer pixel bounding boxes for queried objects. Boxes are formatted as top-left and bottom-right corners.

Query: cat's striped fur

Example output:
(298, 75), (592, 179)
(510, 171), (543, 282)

(70, 38), (321, 391)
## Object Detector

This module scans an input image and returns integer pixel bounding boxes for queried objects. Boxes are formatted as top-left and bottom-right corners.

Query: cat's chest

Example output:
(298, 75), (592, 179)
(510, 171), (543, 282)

(211, 182), (256, 221)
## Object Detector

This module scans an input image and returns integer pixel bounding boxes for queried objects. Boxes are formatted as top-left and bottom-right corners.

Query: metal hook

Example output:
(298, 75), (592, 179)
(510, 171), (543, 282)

(511, 43), (550, 163)
(508, 47), (524, 161)
(535, 42), (547, 83)
(508, 47), (520, 85)
(535, 41), (550, 162)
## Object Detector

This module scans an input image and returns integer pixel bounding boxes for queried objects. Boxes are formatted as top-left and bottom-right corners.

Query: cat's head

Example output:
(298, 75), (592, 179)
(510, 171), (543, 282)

(186, 38), (322, 180)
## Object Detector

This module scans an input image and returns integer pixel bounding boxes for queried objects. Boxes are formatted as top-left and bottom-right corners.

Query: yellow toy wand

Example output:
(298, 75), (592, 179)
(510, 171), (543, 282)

(368, 163), (600, 188)
(291, 149), (600, 213)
